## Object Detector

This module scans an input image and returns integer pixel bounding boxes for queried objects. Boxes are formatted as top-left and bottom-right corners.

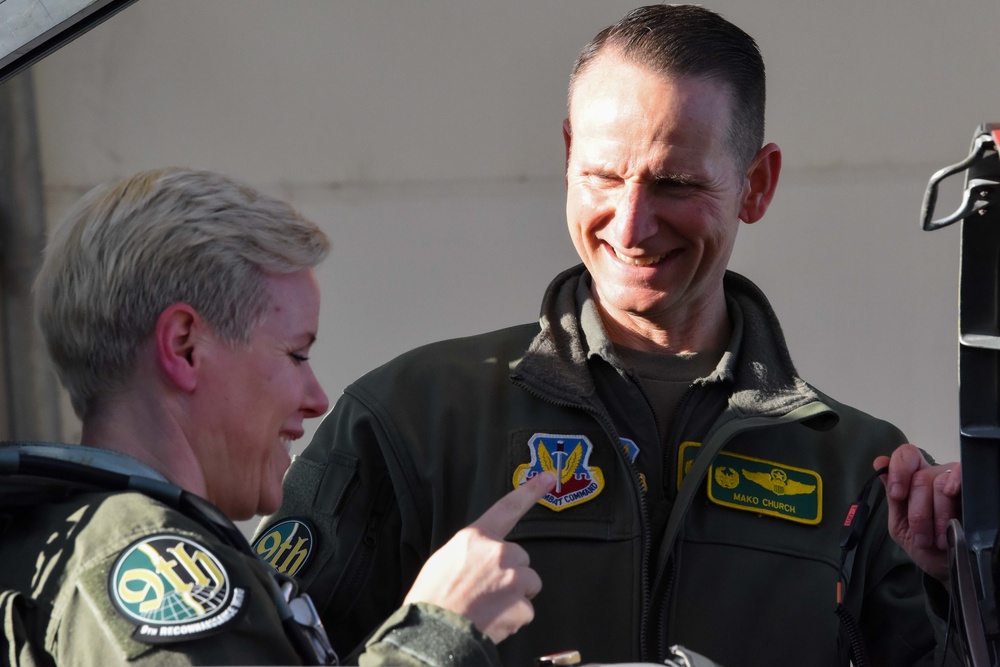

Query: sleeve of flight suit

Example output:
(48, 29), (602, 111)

(2, 589), (54, 667)
(53, 493), (306, 666)
(263, 389), (426, 660)
(360, 603), (501, 667)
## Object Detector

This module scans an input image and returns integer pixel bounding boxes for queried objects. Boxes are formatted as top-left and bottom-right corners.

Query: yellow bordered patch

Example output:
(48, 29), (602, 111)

(252, 517), (315, 577)
(679, 442), (823, 525)
(108, 534), (247, 643)
(513, 433), (605, 511)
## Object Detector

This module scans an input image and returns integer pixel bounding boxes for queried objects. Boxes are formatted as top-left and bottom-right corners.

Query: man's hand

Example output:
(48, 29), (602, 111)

(403, 472), (556, 644)
(874, 444), (961, 582)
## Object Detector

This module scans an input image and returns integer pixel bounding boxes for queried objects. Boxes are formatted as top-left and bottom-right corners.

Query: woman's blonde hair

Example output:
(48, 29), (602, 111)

(34, 167), (330, 418)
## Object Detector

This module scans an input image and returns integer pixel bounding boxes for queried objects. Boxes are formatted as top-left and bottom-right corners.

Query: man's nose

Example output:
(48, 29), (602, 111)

(610, 182), (659, 247)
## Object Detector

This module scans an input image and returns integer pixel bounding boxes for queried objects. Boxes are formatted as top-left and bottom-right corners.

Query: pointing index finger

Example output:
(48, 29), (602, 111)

(471, 472), (556, 539)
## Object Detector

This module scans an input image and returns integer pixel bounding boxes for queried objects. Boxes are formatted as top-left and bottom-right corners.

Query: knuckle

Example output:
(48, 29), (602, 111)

(908, 507), (932, 526)
(910, 470), (935, 490)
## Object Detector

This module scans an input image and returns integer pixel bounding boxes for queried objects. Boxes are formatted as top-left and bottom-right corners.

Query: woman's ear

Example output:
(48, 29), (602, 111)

(153, 304), (201, 392)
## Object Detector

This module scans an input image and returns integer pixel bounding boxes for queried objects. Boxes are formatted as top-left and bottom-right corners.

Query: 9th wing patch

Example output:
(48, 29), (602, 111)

(108, 533), (247, 643)
(252, 517), (315, 577)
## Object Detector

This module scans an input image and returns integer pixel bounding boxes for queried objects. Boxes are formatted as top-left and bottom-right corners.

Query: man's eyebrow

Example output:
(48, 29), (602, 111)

(649, 171), (704, 186)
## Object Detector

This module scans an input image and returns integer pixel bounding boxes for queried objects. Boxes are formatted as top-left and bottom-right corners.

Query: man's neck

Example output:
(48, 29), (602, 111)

(597, 298), (731, 355)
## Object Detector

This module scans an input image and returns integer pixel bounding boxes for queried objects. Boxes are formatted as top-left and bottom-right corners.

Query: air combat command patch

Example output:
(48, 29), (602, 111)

(679, 442), (823, 525)
(513, 433), (605, 511)
(109, 534), (247, 643)
(252, 517), (315, 577)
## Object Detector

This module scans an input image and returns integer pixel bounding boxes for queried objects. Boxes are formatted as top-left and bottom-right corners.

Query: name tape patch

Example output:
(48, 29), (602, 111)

(679, 442), (823, 525)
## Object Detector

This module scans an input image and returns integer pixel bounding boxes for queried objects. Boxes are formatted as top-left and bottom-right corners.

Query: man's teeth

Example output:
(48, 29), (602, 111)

(614, 249), (664, 266)
(280, 437), (292, 454)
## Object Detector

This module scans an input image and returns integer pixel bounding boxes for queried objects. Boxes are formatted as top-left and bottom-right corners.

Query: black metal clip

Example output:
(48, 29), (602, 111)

(922, 128), (1000, 231)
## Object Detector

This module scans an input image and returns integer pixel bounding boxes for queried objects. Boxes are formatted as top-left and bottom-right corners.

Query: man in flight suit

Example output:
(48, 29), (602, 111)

(267, 6), (963, 666)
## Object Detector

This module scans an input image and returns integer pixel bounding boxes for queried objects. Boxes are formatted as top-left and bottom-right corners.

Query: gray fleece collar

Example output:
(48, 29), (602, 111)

(515, 265), (829, 422)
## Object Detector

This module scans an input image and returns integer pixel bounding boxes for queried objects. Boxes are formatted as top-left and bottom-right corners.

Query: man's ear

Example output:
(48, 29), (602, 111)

(154, 304), (202, 393)
(739, 142), (782, 224)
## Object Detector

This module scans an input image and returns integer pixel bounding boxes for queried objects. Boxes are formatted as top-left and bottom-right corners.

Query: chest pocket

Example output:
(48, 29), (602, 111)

(677, 440), (842, 573)
(679, 442), (824, 527)
(505, 428), (640, 541)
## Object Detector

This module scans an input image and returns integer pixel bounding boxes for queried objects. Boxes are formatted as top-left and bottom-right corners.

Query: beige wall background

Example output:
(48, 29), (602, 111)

(29, 0), (1000, 468)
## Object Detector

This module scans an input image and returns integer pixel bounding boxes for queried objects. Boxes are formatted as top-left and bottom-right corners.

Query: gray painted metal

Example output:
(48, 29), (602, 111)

(0, 71), (63, 440)
(0, 0), (138, 84)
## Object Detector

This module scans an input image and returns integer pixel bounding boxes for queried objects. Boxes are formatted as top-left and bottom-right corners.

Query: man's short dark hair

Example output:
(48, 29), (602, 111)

(569, 4), (766, 174)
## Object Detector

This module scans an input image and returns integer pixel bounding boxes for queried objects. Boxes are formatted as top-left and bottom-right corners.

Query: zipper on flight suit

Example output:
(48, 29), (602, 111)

(333, 475), (395, 611)
(619, 365), (674, 662)
(650, 400), (835, 660)
(511, 376), (655, 662)
(653, 381), (701, 661)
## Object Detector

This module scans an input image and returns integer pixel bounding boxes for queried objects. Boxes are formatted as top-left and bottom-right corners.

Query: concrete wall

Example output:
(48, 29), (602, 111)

(29, 0), (1000, 469)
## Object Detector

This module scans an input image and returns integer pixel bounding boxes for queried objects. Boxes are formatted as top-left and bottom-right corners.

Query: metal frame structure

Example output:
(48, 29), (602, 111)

(923, 123), (1000, 666)
(1, 0), (139, 85)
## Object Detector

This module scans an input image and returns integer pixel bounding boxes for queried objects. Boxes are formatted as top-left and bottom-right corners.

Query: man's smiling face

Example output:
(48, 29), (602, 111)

(564, 54), (749, 345)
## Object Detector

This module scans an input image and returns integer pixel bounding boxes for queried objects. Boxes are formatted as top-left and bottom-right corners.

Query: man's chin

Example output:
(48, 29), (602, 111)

(598, 291), (675, 321)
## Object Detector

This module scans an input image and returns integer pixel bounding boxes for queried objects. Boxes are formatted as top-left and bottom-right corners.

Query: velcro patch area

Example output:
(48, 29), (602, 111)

(252, 517), (316, 577)
(679, 442), (822, 525)
(108, 533), (247, 643)
(513, 433), (605, 511)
